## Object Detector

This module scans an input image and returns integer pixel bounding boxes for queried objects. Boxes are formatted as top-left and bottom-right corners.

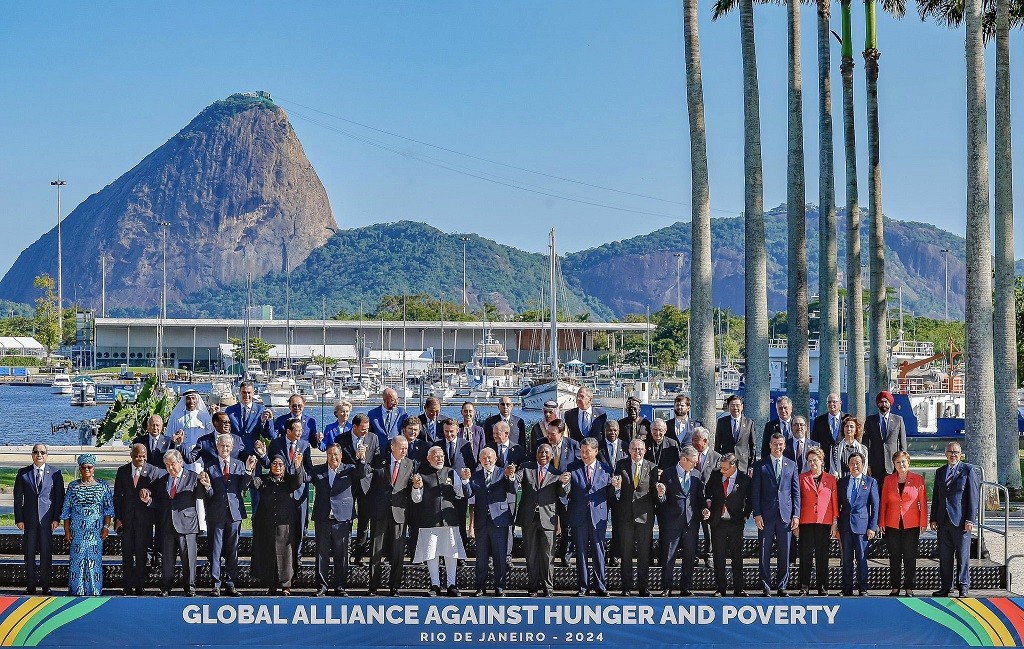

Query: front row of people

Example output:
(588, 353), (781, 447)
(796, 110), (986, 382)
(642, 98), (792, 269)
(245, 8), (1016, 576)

(14, 431), (978, 599)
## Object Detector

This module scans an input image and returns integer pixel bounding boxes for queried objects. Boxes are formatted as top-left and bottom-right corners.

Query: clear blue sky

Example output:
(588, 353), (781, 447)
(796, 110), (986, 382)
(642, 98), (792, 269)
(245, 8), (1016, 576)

(1, 1), (1022, 280)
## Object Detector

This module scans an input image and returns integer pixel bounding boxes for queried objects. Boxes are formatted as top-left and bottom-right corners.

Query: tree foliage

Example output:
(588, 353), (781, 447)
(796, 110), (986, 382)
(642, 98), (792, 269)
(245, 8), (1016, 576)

(32, 274), (60, 359)
(229, 336), (275, 364)
(97, 375), (177, 446)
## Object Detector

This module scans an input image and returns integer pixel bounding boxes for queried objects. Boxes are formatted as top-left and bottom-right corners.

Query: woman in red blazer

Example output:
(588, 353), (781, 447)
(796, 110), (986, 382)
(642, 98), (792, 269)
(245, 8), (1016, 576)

(879, 451), (928, 596)
(797, 446), (839, 596)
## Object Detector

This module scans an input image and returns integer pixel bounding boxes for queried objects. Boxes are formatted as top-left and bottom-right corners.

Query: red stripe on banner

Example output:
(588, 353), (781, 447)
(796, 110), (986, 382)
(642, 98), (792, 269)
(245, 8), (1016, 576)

(989, 599), (1024, 645)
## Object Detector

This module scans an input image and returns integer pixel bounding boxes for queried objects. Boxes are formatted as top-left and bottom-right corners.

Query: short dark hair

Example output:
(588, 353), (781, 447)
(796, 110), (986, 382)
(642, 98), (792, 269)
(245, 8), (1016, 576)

(212, 411), (230, 425)
(286, 418), (303, 432)
(726, 394), (743, 405)
(547, 418), (567, 435)
(350, 413), (369, 427)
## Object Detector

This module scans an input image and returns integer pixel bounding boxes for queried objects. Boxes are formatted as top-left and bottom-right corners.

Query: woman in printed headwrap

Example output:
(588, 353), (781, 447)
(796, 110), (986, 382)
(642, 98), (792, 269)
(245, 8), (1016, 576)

(61, 453), (114, 596)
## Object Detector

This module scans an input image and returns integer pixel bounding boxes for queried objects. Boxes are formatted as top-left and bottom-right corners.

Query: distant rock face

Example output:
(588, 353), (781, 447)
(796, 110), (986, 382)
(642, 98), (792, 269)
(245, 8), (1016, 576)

(0, 93), (336, 309)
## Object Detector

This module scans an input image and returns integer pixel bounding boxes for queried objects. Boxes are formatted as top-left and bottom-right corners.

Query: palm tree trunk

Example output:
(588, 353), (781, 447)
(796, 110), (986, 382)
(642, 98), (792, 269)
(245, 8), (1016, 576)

(864, 0), (888, 404)
(964, 0), (998, 505)
(683, 0), (716, 427)
(993, 0), (1020, 493)
(841, 0), (866, 421)
(741, 0), (770, 435)
(818, 0), (841, 407)
(787, 0), (810, 418)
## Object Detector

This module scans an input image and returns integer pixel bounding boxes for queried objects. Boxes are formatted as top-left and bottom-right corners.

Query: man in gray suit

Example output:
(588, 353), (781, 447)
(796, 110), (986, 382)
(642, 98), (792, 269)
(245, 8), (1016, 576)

(515, 444), (571, 597)
(863, 391), (907, 480)
(141, 449), (206, 597)
(714, 395), (757, 474)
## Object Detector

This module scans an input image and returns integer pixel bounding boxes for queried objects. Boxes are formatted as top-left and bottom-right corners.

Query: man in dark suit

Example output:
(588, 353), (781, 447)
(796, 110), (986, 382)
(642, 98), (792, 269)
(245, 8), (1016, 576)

(140, 449), (206, 596)
(132, 414), (182, 468)
(761, 395), (796, 458)
(811, 392), (845, 473)
(598, 420), (628, 468)
(863, 391), (907, 480)
(930, 442), (980, 597)
(274, 394), (318, 442)
(488, 421), (528, 468)
(612, 438), (658, 596)
(707, 453), (752, 596)
(418, 397), (443, 443)
(484, 396), (526, 447)
(528, 401), (560, 450)
(837, 452), (879, 596)
(544, 419), (580, 564)
(188, 411), (246, 467)
(367, 387), (408, 448)
(465, 448), (517, 596)
(564, 387), (607, 442)
(620, 397), (652, 442)
(433, 418), (477, 548)
(364, 435), (416, 596)
(646, 419), (681, 473)
(515, 444), (571, 597)
(225, 381), (269, 455)
(202, 434), (253, 597)
(259, 418), (315, 568)
(114, 443), (164, 595)
(715, 394), (757, 474)
(566, 438), (614, 596)
(752, 432), (801, 596)
(401, 417), (430, 465)
(14, 444), (65, 595)
(310, 443), (367, 596)
(784, 416), (820, 475)
(337, 413), (379, 566)
(692, 427), (721, 566)
(656, 445), (708, 596)
(668, 395), (700, 445)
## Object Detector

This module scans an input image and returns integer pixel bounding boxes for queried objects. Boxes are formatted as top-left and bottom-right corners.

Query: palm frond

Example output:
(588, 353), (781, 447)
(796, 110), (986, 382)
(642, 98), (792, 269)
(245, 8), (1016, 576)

(711, 0), (740, 20)
(881, 0), (908, 18)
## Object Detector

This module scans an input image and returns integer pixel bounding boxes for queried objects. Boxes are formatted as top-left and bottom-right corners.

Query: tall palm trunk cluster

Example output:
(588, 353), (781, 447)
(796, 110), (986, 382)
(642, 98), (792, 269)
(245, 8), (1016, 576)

(695, 0), (1020, 489)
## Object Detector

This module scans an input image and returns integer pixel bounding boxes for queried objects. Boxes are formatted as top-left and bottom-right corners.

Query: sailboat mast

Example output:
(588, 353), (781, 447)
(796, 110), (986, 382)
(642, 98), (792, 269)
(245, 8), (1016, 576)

(549, 229), (558, 380)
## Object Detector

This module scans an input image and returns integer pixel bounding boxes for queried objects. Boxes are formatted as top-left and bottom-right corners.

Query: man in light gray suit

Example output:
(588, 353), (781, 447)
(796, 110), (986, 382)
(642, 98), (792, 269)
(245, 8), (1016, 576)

(863, 391), (907, 480)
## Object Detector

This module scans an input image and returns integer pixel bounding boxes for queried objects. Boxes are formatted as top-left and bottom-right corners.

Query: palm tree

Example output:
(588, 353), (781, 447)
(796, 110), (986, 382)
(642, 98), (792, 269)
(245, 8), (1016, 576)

(818, 0), (841, 407)
(683, 0), (717, 427)
(786, 0), (811, 418)
(713, 0), (769, 434)
(864, 0), (906, 403)
(841, 0), (867, 420)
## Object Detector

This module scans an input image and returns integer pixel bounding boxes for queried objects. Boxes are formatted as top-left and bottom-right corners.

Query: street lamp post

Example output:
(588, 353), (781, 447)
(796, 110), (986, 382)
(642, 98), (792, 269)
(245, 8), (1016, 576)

(51, 179), (67, 348)
(674, 252), (684, 310)
(461, 236), (470, 314)
(940, 249), (950, 321)
(157, 221), (170, 377)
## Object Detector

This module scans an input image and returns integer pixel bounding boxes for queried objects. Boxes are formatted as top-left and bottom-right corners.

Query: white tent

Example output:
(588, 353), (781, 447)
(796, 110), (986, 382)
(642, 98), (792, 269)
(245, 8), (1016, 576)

(0, 337), (46, 357)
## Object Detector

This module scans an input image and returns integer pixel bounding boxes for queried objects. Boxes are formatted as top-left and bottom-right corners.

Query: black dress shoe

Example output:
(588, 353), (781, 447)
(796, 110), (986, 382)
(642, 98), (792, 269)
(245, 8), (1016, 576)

(817, 589), (828, 597)
(211, 588), (221, 597)
(186, 589), (197, 597)
(887, 589), (900, 597)
(679, 590), (694, 597)
(40, 588), (51, 596)
(447, 586), (461, 597)
(713, 591), (724, 598)
(595, 590), (610, 597)
(494, 589), (505, 597)
(904, 589), (915, 597)
(841, 590), (854, 597)
(959, 590), (970, 598)
(473, 589), (486, 597)
(762, 589), (773, 597)
(366, 589), (378, 596)
(607, 557), (620, 567)
(315, 588), (328, 597)
(159, 590), (170, 597)
(542, 589), (553, 597)
(621, 590), (633, 597)
(122, 589), (132, 596)
(858, 590), (868, 597)
(777, 590), (790, 597)
(427, 586), (440, 597)
(24, 587), (36, 596)
(334, 589), (349, 597)
(638, 590), (651, 597)
(932, 590), (950, 597)
(575, 589), (587, 597)
(734, 591), (749, 597)
(388, 588), (400, 596)
(225, 587), (240, 597)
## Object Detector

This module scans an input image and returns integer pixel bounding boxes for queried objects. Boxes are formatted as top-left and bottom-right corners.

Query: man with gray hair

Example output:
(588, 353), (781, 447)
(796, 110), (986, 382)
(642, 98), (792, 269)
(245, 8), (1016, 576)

(656, 444), (709, 596)
(692, 426), (721, 568)
(202, 433), (255, 596)
(761, 395), (795, 458)
(564, 387), (607, 442)
(646, 419), (681, 473)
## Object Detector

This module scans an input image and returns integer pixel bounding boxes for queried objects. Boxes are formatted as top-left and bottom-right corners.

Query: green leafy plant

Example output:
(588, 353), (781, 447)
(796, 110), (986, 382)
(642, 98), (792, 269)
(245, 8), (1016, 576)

(96, 375), (178, 447)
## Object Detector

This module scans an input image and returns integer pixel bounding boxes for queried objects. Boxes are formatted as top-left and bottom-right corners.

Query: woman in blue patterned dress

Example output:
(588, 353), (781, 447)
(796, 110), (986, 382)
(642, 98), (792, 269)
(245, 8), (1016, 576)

(61, 454), (114, 596)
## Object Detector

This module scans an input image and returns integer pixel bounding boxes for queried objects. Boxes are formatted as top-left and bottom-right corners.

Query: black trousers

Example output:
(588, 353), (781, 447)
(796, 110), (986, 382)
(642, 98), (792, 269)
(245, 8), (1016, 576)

(618, 521), (654, 591)
(23, 522), (54, 589)
(798, 523), (831, 589)
(885, 525), (921, 589)
(370, 518), (406, 590)
(711, 520), (746, 593)
(121, 518), (153, 591)
(352, 493), (372, 560)
(315, 518), (353, 590)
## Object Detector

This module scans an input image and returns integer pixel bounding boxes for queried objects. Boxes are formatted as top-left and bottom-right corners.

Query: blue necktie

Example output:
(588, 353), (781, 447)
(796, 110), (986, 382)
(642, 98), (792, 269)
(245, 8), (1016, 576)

(881, 416), (888, 441)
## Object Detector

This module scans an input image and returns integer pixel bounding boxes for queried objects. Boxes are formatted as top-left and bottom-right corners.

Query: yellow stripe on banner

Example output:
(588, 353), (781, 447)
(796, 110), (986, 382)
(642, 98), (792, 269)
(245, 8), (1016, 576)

(955, 598), (1016, 647)
(0, 597), (54, 647)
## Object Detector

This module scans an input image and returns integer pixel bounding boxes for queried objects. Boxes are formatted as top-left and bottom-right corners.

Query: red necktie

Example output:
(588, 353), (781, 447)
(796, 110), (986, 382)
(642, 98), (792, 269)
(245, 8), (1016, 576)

(539, 468), (546, 484)
(391, 461), (399, 486)
(170, 476), (177, 498)
(586, 465), (593, 485)
(223, 460), (230, 480)
(133, 469), (139, 488)
(722, 478), (729, 516)
(289, 443), (296, 461)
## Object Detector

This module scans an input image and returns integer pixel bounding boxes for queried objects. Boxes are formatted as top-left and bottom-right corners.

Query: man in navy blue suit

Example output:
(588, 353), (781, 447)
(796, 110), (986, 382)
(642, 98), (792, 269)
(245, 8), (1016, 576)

(752, 432), (801, 596)
(930, 442), (980, 597)
(655, 445), (708, 596)
(274, 394), (318, 442)
(367, 388), (408, 447)
(259, 418), (315, 568)
(225, 381), (268, 455)
(201, 434), (254, 597)
(310, 443), (367, 596)
(464, 448), (517, 596)
(484, 396), (527, 447)
(188, 412), (246, 467)
(566, 438), (613, 596)
(14, 444), (65, 595)
(783, 416), (820, 475)
(837, 452), (879, 596)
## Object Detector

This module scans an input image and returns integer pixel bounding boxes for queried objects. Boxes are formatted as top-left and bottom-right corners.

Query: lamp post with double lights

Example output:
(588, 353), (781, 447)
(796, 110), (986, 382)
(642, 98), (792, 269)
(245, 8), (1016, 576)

(51, 179), (67, 347)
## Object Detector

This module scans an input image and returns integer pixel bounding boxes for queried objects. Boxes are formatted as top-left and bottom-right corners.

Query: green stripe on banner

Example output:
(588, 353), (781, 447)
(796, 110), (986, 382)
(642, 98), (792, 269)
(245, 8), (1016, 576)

(22, 598), (109, 647)
(12, 598), (72, 646)
(938, 598), (996, 645)
(901, 599), (985, 646)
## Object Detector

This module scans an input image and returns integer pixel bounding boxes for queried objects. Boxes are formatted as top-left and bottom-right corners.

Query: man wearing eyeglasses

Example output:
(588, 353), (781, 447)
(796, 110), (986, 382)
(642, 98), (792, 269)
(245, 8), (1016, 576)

(14, 444), (65, 595)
